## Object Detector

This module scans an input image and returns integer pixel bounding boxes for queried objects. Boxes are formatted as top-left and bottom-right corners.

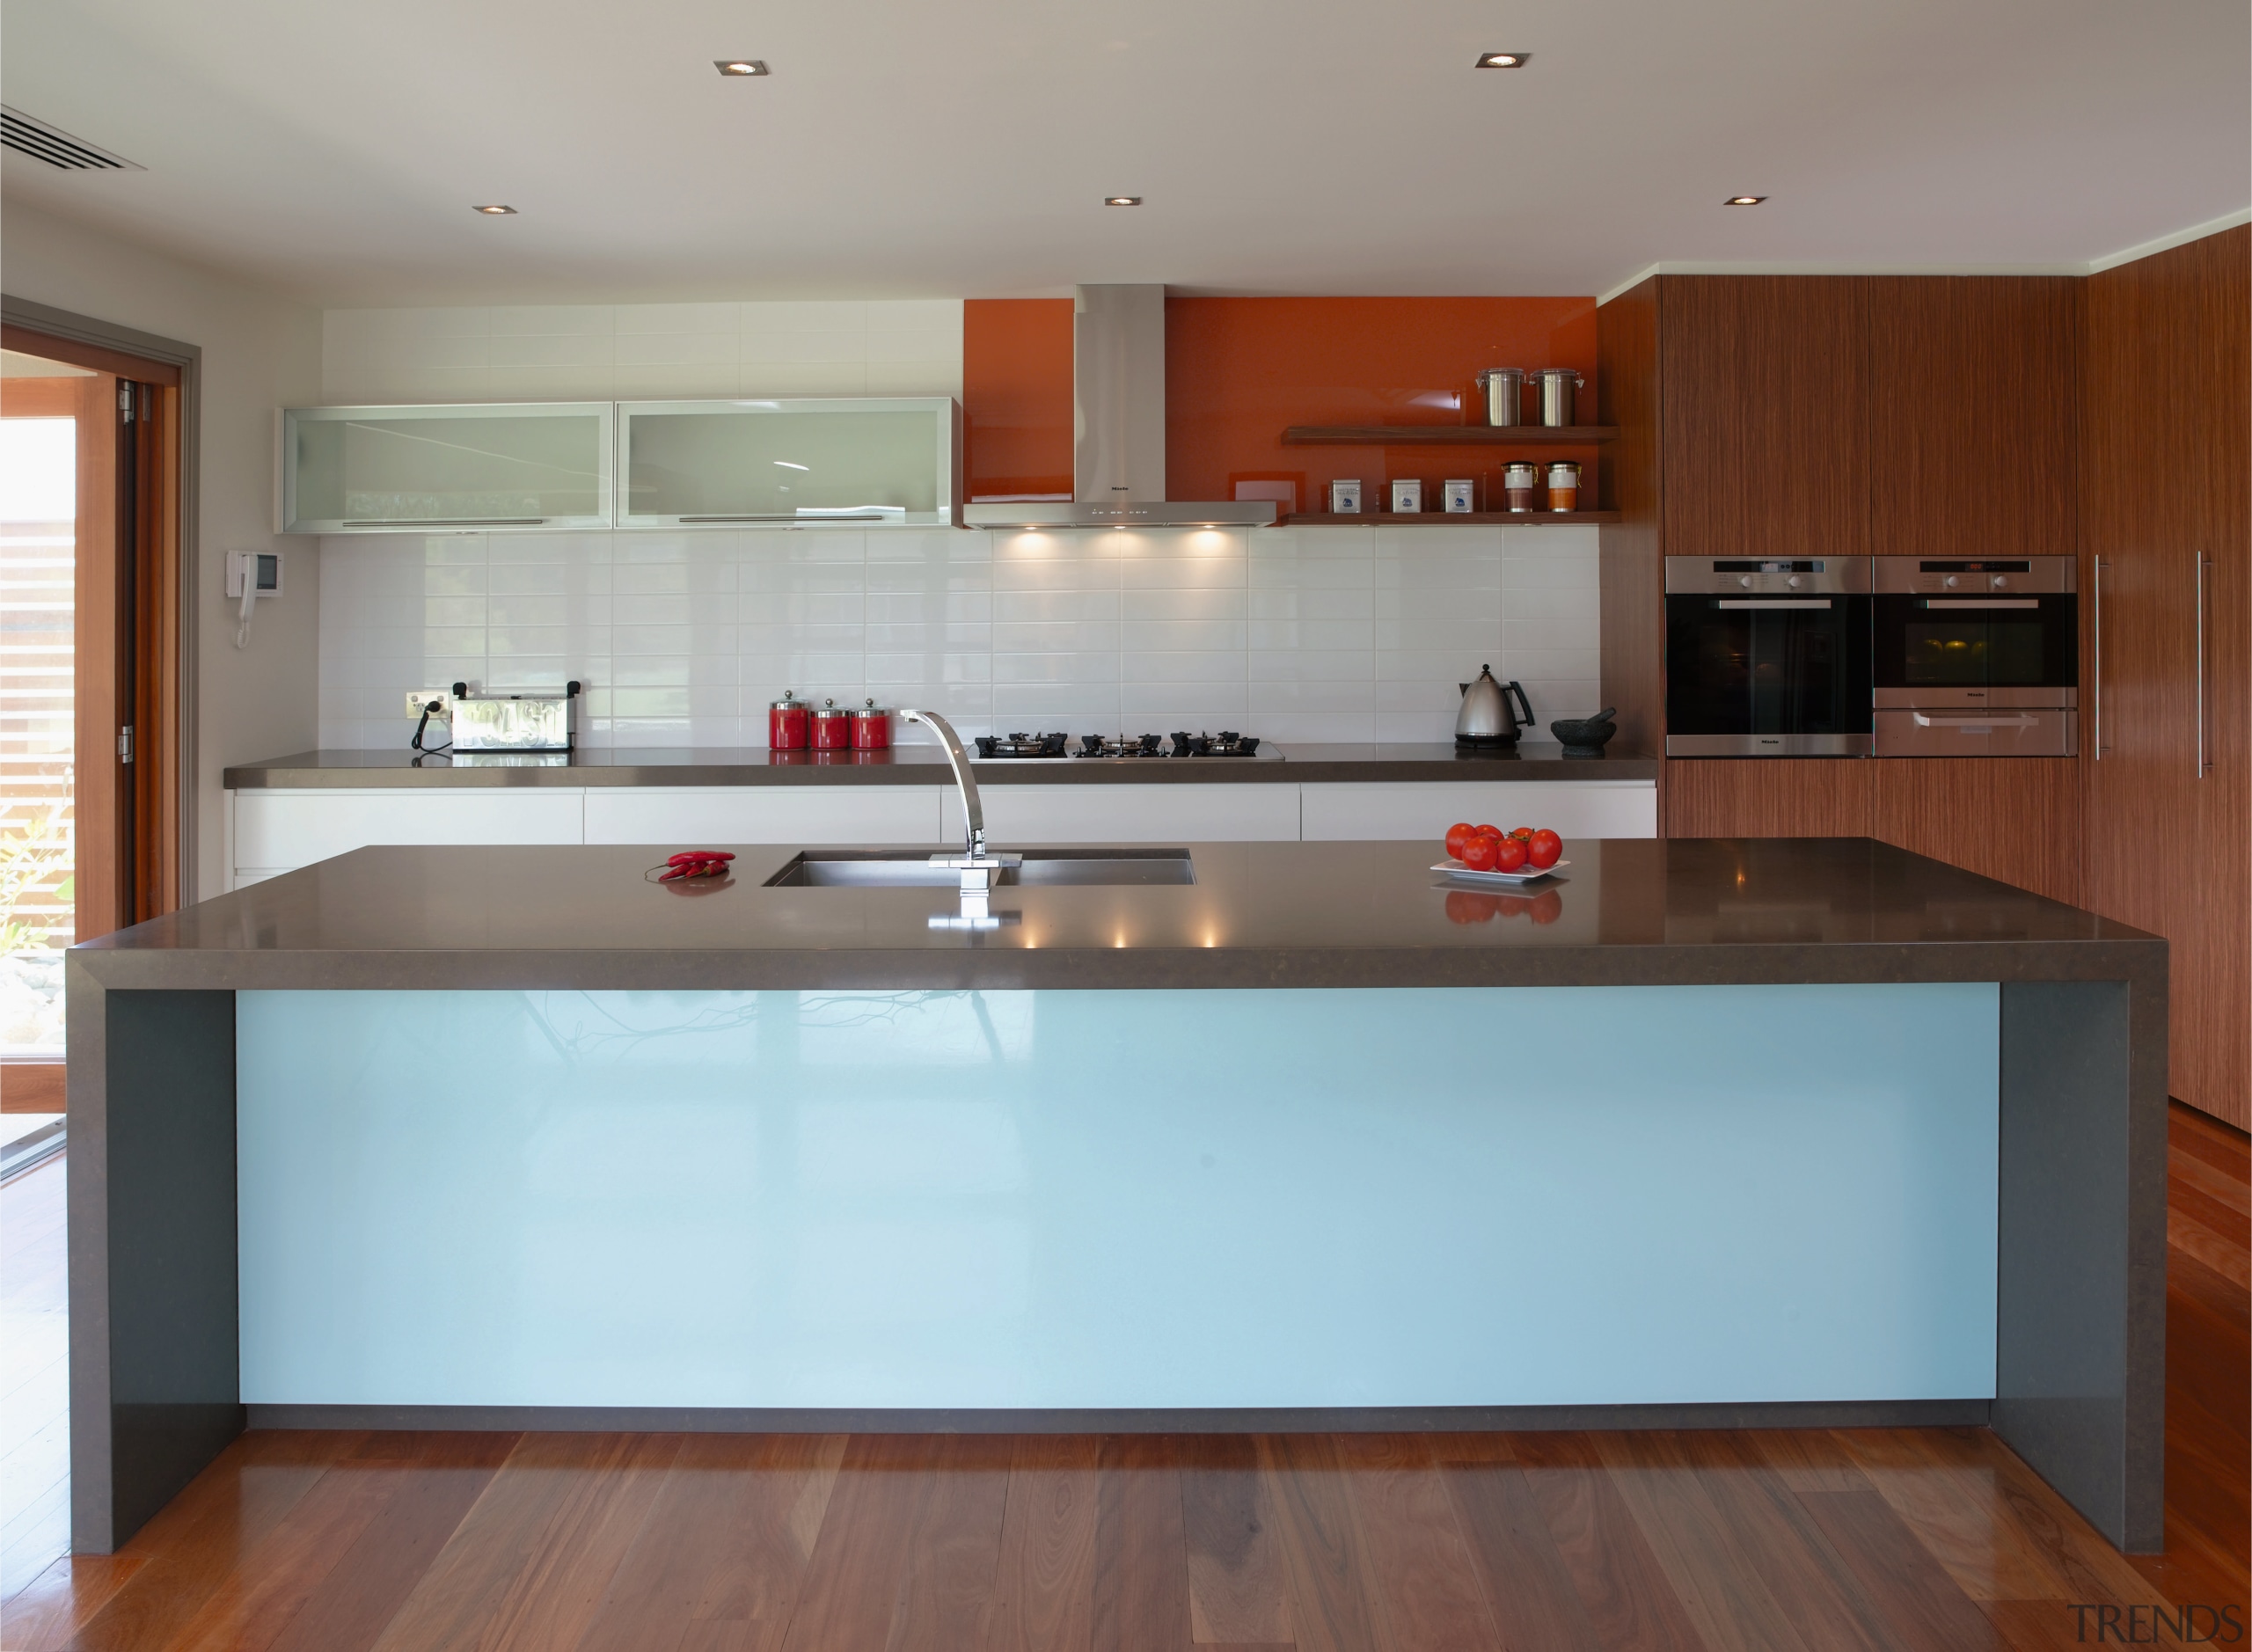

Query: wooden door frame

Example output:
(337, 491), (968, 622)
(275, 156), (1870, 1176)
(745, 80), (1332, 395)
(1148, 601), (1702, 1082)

(2, 296), (203, 909)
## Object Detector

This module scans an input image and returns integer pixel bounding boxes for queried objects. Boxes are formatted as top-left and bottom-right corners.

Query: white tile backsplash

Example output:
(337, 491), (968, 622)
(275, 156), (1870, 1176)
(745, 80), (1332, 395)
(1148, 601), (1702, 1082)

(319, 524), (1604, 750)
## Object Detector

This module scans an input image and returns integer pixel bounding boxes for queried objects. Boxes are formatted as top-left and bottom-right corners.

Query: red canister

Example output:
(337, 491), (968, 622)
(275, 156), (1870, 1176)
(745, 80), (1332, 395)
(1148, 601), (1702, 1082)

(852, 698), (891, 750)
(768, 691), (809, 750)
(811, 697), (853, 751)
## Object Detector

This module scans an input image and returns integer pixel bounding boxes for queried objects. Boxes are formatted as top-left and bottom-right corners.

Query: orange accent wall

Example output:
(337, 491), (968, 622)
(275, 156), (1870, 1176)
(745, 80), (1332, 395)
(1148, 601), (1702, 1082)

(1166, 296), (1599, 515)
(961, 295), (1600, 513)
(962, 299), (1074, 501)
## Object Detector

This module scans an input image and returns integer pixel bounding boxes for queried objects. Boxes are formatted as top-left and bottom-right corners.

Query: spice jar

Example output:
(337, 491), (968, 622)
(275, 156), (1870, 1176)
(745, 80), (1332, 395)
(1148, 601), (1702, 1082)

(1546, 461), (1583, 513)
(811, 697), (853, 751)
(768, 691), (809, 750)
(851, 698), (891, 750)
(1503, 462), (1541, 512)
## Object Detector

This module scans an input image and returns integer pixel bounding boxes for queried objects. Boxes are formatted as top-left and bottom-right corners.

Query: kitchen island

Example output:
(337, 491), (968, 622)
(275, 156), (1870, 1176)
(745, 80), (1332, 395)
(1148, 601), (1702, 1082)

(68, 837), (2164, 1555)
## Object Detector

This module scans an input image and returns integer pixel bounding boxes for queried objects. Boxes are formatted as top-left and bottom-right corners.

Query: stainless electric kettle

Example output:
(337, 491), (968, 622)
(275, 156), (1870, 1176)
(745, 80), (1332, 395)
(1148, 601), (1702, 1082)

(1456, 665), (1535, 749)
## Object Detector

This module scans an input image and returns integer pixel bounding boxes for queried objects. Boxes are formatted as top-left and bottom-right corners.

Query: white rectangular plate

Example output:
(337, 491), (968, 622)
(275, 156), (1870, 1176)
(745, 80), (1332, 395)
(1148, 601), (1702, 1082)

(1432, 858), (1570, 886)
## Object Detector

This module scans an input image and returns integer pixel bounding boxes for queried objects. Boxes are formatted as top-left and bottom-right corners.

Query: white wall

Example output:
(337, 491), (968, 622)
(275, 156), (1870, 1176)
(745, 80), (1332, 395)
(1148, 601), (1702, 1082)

(2, 199), (322, 901)
(321, 300), (961, 404)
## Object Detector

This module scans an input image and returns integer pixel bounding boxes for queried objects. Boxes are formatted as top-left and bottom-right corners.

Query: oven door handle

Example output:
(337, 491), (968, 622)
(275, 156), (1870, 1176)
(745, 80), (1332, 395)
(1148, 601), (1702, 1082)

(1917, 597), (2042, 609)
(1910, 712), (2041, 728)
(1715, 598), (1833, 609)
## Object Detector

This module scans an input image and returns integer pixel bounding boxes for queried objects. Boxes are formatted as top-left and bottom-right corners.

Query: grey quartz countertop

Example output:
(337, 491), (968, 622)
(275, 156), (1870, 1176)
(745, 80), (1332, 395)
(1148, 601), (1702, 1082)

(221, 743), (1660, 788)
(72, 837), (2161, 994)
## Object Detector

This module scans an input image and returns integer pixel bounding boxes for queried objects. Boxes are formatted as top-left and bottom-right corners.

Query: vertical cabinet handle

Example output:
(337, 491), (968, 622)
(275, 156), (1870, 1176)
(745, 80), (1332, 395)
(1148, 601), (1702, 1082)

(2195, 553), (2212, 778)
(2093, 558), (2106, 758)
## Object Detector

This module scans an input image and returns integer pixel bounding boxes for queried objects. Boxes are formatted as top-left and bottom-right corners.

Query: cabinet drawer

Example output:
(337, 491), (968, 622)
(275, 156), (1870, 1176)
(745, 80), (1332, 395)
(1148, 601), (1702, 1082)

(232, 789), (586, 870)
(942, 784), (1300, 844)
(1875, 709), (2077, 758)
(584, 786), (944, 845)
(1299, 781), (1658, 841)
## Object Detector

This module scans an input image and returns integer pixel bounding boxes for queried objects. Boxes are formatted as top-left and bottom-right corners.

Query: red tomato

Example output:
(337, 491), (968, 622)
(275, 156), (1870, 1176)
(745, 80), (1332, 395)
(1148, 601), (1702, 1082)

(1473, 823), (1501, 841)
(1444, 822), (1475, 859)
(1508, 825), (1535, 842)
(1527, 829), (1562, 869)
(1459, 834), (1500, 872)
(1529, 888), (1564, 925)
(1445, 890), (1499, 924)
(1491, 835), (1529, 873)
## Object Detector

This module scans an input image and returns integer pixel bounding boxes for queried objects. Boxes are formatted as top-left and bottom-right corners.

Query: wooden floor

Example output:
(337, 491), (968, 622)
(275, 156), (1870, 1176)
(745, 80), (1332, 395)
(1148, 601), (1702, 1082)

(3, 1107), (2244, 1652)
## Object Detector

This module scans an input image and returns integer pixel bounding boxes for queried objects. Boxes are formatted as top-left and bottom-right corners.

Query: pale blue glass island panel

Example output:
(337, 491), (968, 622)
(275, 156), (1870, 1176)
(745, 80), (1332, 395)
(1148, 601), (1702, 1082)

(238, 984), (2000, 1409)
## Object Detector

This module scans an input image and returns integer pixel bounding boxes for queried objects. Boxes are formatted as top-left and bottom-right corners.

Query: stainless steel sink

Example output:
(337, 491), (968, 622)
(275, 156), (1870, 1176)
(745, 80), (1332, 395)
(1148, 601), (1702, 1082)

(764, 849), (1195, 888)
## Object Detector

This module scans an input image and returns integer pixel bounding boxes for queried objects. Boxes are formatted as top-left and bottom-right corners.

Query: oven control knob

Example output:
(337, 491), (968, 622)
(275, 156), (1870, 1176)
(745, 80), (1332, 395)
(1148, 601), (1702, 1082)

(1738, 575), (1752, 588)
(1992, 574), (2008, 589)
(1787, 574), (1802, 588)
(1943, 574), (1961, 588)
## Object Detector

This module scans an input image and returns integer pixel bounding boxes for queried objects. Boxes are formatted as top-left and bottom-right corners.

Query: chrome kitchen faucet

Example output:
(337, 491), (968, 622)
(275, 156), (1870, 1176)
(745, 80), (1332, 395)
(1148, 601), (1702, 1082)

(898, 709), (1021, 910)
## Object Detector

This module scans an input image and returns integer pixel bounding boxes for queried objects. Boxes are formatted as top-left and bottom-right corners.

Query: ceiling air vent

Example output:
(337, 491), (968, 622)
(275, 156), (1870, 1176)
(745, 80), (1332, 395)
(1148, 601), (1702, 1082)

(1, 106), (143, 171)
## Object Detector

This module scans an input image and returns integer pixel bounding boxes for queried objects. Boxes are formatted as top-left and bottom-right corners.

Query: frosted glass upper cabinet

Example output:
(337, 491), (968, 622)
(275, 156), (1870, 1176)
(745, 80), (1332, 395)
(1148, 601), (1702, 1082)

(618, 398), (961, 529)
(282, 404), (614, 533)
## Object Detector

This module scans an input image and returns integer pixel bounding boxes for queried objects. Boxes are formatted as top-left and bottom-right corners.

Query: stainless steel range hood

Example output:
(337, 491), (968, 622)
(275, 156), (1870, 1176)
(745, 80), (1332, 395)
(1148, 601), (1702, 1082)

(963, 284), (1277, 530)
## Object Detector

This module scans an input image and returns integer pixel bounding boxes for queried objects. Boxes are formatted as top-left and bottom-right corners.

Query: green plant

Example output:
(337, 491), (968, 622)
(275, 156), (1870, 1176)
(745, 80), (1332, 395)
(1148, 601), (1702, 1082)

(0, 805), (70, 954)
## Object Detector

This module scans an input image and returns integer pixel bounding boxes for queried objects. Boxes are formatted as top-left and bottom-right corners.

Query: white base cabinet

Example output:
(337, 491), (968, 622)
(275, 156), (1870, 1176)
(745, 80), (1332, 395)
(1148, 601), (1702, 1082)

(1300, 781), (1659, 842)
(227, 778), (1656, 886)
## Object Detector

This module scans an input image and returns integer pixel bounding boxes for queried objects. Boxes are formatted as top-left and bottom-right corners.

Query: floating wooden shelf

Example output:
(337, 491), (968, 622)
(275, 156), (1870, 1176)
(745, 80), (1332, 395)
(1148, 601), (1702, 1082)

(1282, 425), (1619, 446)
(1277, 510), (1620, 527)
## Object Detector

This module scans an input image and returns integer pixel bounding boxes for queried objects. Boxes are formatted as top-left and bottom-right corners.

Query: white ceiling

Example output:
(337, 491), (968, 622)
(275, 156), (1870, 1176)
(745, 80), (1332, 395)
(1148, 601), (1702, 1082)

(3, 0), (2246, 307)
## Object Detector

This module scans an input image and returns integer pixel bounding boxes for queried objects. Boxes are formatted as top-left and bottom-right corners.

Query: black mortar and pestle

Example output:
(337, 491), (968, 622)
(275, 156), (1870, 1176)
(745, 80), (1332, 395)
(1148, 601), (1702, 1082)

(1548, 707), (1619, 757)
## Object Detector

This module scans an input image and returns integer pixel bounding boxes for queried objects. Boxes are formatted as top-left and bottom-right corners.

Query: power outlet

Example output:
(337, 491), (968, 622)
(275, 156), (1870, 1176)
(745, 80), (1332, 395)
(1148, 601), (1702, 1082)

(405, 689), (454, 720)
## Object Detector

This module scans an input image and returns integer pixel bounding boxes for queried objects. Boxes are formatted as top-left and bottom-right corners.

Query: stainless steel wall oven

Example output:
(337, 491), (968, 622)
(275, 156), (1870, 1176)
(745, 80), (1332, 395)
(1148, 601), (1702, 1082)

(1663, 558), (1874, 756)
(1872, 557), (2077, 756)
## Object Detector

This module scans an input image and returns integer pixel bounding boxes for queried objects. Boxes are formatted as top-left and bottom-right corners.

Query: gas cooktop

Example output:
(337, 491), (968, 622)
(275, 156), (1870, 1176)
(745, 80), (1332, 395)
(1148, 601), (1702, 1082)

(969, 732), (1281, 761)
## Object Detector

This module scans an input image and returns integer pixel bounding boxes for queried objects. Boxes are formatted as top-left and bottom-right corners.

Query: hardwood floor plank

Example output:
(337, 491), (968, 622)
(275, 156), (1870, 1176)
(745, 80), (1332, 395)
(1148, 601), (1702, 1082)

(265, 1430), (519, 1652)
(1180, 1435), (1290, 1646)
(1507, 1433), (1710, 1652)
(0, 1555), (145, 1652)
(1977, 1598), (2087, 1650)
(1440, 1453), (1609, 1650)
(1255, 1434), (1387, 1652)
(981, 1436), (1099, 1652)
(2171, 1145), (2251, 1219)
(574, 1433), (845, 1652)
(1789, 1487), (2008, 1650)
(1834, 1429), (2073, 1602)
(881, 1433), (1012, 1652)
(63, 1431), (366, 1652)
(1590, 1430), (1824, 1652)
(2168, 1211), (2252, 1290)
(1093, 1436), (1193, 1652)
(779, 1436), (945, 1652)
(1332, 1435), (1499, 1652)
(362, 1431), (676, 1652)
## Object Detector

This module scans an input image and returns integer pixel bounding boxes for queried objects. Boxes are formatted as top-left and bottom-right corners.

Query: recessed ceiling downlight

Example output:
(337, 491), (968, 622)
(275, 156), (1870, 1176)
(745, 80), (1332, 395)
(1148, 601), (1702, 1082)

(1475, 52), (1530, 69)
(1726, 195), (1767, 206)
(1104, 196), (1142, 207)
(472, 204), (516, 216)
(715, 60), (769, 76)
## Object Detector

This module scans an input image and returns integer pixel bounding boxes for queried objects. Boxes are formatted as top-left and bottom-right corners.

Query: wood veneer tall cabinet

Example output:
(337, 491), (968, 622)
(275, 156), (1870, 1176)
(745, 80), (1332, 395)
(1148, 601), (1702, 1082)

(1599, 274), (2087, 908)
(2081, 227), (2249, 1129)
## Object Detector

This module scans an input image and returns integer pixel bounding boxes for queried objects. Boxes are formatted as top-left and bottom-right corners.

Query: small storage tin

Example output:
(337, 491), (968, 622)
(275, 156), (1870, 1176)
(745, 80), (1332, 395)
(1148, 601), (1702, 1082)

(1329, 479), (1363, 514)
(1390, 479), (1422, 514)
(1443, 479), (1476, 514)
(851, 698), (891, 750)
(811, 697), (853, 751)
(1503, 462), (1541, 512)
(768, 690), (809, 750)
(1546, 460), (1583, 512)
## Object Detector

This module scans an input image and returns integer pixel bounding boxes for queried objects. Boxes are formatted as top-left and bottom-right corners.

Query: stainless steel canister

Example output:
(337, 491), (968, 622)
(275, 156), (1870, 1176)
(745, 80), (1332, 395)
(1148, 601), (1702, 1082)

(1475, 368), (1526, 427)
(1532, 369), (1584, 428)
